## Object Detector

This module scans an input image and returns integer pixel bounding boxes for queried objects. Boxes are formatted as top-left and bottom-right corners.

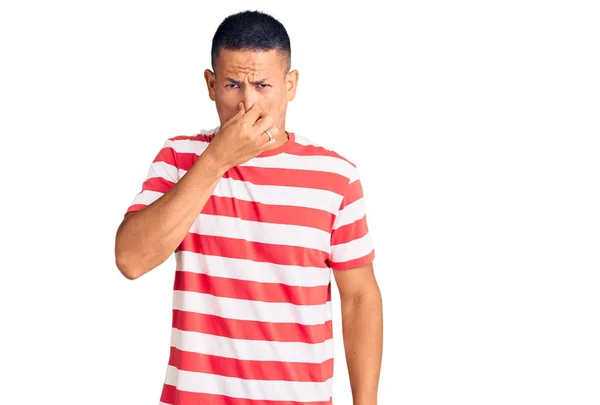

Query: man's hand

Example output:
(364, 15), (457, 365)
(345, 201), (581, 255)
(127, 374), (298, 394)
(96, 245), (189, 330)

(203, 102), (279, 173)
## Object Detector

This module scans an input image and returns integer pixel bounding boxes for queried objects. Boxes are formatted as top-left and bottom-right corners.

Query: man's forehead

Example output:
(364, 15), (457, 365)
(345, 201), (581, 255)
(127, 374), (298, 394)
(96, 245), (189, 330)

(216, 49), (284, 75)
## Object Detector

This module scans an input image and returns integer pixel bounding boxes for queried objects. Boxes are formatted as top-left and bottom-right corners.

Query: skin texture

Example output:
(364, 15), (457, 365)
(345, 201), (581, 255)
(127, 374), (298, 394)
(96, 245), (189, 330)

(333, 262), (383, 405)
(204, 48), (298, 150)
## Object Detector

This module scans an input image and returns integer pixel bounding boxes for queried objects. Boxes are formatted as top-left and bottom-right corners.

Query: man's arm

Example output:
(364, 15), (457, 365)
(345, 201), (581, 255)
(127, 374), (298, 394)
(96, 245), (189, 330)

(115, 102), (280, 280)
(115, 151), (227, 280)
(333, 262), (383, 405)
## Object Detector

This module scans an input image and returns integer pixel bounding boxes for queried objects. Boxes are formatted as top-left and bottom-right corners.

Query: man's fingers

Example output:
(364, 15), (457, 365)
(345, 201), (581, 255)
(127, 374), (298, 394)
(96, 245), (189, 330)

(254, 118), (279, 145)
(253, 114), (276, 135)
(242, 104), (263, 125)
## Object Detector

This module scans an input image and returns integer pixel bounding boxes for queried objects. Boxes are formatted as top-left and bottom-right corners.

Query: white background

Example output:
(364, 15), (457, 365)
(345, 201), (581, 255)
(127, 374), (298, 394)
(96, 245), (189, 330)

(1, 1), (599, 404)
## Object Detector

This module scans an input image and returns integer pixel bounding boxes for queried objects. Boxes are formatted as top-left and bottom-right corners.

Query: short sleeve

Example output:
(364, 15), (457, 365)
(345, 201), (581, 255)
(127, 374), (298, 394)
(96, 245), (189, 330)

(124, 139), (179, 217)
(328, 167), (375, 270)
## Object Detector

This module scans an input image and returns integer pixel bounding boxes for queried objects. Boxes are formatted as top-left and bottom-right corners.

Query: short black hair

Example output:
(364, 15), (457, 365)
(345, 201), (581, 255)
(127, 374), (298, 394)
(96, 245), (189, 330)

(211, 10), (291, 73)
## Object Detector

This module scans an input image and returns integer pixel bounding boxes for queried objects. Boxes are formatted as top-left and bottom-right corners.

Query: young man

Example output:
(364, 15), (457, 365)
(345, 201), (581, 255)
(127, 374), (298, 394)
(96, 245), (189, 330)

(115, 10), (383, 405)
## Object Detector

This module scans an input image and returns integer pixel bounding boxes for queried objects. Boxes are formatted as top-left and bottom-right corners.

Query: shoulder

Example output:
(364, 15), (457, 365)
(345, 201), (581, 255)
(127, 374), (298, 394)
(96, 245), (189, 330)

(163, 126), (220, 155)
(292, 132), (360, 183)
(151, 127), (219, 171)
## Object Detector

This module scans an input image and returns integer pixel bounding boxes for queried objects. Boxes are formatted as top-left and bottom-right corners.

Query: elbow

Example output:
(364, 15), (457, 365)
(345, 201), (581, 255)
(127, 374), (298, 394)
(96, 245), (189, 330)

(115, 235), (140, 280)
(115, 252), (138, 280)
(115, 220), (141, 280)
(115, 213), (142, 280)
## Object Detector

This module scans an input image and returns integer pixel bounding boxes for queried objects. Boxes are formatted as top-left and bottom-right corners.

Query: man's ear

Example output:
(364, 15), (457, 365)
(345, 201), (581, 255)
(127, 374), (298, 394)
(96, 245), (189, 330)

(286, 69), (299, 101)
(204, 69), (216, 101)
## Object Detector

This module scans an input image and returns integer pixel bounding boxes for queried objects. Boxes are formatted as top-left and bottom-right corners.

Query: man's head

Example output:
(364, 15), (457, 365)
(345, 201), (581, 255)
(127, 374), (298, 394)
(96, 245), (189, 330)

(204, 10), (298, 133)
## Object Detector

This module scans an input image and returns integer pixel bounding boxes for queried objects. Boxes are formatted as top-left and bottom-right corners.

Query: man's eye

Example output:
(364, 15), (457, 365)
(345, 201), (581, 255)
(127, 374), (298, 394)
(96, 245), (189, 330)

(226, 84), (239, 88)
(258, 84), (269, 88)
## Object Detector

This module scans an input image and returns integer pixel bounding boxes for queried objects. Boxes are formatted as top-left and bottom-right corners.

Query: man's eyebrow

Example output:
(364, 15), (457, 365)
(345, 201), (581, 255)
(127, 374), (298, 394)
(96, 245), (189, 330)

(224, 77), (269, 85)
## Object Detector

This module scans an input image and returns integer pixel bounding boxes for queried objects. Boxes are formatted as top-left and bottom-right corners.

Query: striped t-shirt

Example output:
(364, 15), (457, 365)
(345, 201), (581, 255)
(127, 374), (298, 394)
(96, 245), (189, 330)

(124, 126), (375, 405)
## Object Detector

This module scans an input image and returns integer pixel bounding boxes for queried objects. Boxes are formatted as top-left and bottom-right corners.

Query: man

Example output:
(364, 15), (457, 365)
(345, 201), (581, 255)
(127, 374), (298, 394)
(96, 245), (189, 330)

(115, 10), (382, 405)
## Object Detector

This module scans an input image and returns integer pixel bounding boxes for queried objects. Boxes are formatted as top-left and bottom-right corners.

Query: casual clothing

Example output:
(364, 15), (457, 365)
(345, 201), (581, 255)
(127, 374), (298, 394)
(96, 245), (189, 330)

(125, 126), (375, 405)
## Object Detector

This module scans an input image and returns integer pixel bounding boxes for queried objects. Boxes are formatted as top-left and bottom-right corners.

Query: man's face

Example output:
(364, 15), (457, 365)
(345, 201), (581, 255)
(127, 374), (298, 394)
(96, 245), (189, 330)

(204, 48), (298, 132)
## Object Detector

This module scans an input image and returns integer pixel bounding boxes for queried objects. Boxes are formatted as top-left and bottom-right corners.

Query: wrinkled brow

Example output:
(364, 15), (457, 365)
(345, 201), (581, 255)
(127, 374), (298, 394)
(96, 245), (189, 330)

(225, 77), (269, 85)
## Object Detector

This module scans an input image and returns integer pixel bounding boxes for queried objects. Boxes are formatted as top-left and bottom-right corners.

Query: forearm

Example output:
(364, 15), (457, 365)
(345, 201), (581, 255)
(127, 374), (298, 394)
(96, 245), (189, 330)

(115, 152), (227, 279)
(340, 290), (383, 405)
